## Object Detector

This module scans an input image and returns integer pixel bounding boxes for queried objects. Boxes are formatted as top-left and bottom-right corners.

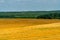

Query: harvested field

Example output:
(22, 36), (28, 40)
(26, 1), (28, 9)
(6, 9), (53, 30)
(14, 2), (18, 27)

(0, 19), (60, 40)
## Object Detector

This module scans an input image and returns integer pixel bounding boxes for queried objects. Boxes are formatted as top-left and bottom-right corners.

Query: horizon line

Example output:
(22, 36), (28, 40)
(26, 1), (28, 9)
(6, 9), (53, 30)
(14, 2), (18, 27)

(0, 10), (60, 12)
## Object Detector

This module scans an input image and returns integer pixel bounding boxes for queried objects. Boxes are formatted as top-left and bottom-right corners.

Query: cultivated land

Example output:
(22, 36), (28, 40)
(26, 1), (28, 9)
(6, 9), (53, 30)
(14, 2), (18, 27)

(0, 19), (60, 40)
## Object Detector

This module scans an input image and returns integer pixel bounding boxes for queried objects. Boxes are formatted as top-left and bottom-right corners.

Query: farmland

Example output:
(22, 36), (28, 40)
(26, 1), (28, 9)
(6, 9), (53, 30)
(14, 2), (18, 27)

(0, 19), (60, 40)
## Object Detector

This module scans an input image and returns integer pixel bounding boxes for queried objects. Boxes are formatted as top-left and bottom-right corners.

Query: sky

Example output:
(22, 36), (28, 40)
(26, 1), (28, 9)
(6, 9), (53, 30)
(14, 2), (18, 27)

(0, 0), (60, 11)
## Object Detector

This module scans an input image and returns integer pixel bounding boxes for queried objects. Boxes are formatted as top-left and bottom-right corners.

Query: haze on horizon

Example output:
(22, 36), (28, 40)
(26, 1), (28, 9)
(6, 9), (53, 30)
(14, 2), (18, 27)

(0, 0), (60, 11)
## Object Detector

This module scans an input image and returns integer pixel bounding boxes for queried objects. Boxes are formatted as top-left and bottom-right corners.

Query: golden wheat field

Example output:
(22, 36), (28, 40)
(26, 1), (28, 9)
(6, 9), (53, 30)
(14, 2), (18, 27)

(0, 19), (60, 40)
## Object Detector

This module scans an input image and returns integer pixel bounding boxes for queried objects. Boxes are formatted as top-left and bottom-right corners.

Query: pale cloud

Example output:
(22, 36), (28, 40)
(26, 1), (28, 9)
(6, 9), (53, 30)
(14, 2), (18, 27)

(0, 0), (5, 3)
(16, 0), (32, 2)
(52, 0), (57, 4)
(36, 0), (58, 3)
(2, 0), (58, 4)
(0, 0), (60, 11)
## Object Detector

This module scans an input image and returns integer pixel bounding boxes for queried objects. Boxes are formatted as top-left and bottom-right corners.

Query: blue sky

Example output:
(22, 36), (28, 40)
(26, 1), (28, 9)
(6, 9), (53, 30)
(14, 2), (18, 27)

(0, 0), (60, 11)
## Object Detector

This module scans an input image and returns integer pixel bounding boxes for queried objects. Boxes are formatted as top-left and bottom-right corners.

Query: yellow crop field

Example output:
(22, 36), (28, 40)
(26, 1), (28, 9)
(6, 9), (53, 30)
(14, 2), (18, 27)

(0, 19), (60, 40)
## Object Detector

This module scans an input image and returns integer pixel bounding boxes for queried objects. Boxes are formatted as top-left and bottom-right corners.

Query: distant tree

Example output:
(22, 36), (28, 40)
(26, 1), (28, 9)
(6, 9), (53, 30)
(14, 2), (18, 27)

(37, 13), (60, 19)
(37, 14), (51, 19)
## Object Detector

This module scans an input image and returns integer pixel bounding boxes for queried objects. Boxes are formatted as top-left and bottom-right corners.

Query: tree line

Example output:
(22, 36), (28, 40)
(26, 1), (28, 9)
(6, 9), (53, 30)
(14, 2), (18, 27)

(37, 13), (60, 19)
